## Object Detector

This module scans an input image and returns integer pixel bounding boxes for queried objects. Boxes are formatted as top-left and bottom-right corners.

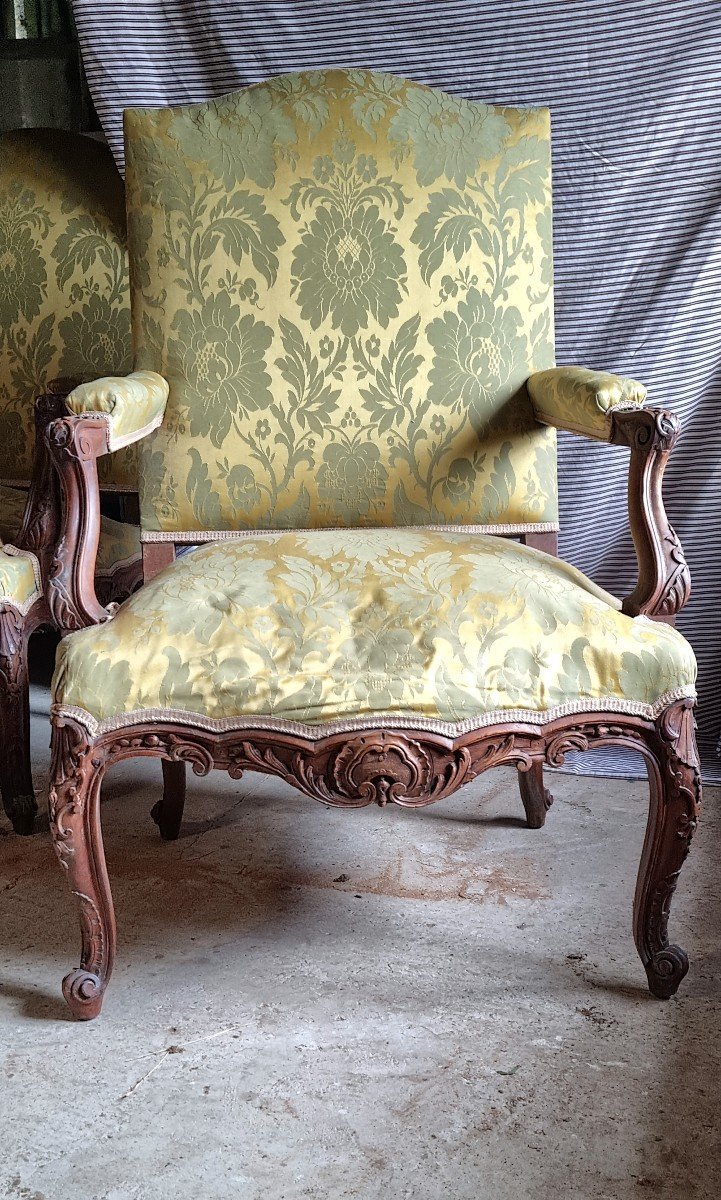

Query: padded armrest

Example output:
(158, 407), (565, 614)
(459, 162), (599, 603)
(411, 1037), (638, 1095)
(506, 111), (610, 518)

(528, 366), (647, 441)
(66, 370), (169, 452)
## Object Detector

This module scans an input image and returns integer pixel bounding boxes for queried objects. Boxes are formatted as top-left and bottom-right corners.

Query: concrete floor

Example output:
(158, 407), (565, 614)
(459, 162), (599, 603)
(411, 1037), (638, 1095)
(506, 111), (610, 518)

(1, 670), (720, 1199)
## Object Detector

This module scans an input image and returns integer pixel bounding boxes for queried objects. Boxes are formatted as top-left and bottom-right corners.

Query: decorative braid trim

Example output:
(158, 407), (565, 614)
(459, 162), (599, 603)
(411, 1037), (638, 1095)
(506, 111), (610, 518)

(1, 543), (42, 611)
(108, 410), (165, 452)
(53, 686), (697, 742)
(73, 409), (165, 453)
(535, 401), (646, 443)
(140, 522), (560, 544)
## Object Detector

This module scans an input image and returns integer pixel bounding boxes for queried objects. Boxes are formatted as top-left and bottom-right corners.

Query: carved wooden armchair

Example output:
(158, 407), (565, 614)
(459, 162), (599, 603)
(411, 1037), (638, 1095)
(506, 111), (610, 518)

(46, 71), (699, 1019)
(0, 130), (143, 608)
(0, 129), (149, 833)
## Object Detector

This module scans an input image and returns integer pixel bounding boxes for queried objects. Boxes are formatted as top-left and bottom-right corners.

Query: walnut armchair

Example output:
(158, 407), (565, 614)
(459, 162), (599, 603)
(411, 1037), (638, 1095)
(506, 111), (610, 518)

(0, 129), (151, 833)
(45, 71), (699, 1019)
(0, 130), (143, 609)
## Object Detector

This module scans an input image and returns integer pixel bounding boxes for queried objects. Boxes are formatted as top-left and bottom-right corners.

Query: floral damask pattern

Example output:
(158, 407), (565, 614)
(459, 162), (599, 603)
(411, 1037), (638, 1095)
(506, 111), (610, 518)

(0, 182), (48, 329)
(59, 291), (131, 381)
(53, 531), (696, 728)
(288, 145), (408, 336)
(426, 289), (528, 429)
(124, 69), (560, 533)
(167, 295), (274, 446)
(0, 131), (134, 488)
(387, 87), (511, 187)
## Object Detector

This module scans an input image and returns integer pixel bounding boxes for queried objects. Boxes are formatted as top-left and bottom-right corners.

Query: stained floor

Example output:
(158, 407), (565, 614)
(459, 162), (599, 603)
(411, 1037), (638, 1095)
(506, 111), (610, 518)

(0, 671), (719, 1199)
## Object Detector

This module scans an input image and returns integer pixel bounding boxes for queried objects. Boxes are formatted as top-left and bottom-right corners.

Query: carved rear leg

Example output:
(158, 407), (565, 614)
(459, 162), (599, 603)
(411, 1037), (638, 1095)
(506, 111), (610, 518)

(49, 720), (115, 1020)
(518, 761), (553, 828)
(634, 700), (701, 999)
(151, 759), (187, 840)
(0, 608), (36, 834)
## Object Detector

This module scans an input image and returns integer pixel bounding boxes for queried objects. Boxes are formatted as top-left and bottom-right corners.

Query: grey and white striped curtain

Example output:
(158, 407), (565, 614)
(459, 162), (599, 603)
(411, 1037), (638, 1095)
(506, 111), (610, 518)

(71, 0), (721, 778)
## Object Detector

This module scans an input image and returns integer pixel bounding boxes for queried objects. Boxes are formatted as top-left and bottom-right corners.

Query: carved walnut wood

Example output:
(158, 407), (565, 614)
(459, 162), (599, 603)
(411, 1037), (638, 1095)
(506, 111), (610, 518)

(49, 698), (700, 1019)
(45, 414), (113, 632)
(14, 392), (66, 574)
(611, 406), (691, 620)
(0, 596), (48, 833)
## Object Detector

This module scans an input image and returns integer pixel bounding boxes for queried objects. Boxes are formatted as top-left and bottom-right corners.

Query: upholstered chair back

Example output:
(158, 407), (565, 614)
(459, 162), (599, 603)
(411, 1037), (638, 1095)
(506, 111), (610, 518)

(125, 69), (557, 537)
(0, 129), (134, 489)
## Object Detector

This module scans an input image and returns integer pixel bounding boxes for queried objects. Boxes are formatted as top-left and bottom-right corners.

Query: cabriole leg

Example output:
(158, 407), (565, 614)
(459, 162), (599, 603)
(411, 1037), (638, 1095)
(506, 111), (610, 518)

(634, 700), (701, 999)
(0, 608), (36, 834)
(49, 721), (115, 1020)
(151, 759), (187, 840)
(517, 760), (553, 828)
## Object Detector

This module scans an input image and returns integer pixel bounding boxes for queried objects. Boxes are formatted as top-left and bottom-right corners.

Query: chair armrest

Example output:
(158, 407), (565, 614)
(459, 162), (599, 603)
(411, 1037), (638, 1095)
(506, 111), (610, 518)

(610, 407), (691, 620)
(45, 414), (116, 632)
(46, 373), (168, 632)
(65, 370), (169, 452)
(528, 366), (647, 441)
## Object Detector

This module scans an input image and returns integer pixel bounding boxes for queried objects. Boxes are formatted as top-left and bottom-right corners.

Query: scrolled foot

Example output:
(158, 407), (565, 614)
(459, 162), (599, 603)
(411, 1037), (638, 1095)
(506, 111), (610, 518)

(7, 792), (37, 836)
(62, 968), (106, 1020)
(645, 945), (689, 1000)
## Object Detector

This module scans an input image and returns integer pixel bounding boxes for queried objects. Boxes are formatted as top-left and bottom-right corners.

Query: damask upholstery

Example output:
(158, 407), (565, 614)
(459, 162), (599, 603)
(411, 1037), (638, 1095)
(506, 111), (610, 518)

(53, 531), (696, 732)
(0, 484), (139, 580)
(0, 485), (30, 541)
(0, 544), (41, 612)
(0, 129), (134, 489)
(66, 370), (169, 450)
(124, 69), (559, 536)
(528, 366), (647, 441)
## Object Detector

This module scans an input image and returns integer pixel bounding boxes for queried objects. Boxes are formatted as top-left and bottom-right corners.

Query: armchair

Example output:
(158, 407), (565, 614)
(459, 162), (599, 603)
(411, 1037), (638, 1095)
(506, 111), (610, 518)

(46, 70), (699, 1019)
(0, 129), (143, 606)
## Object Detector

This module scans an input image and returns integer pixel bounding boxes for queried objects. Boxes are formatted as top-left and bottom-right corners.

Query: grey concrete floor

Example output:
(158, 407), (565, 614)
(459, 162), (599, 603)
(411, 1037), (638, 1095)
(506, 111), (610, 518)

(0, 665), (719, 1199)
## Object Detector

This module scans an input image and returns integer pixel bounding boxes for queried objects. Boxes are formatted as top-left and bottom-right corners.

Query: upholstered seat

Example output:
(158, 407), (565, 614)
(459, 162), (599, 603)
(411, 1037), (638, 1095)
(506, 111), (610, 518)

(0, 544), (41, 611)
(53, 530), (695, 732)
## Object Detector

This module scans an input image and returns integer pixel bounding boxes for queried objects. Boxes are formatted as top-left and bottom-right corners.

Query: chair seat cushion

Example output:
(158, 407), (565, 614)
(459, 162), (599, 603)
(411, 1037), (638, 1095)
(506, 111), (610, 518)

(52, 530), (696, 734)
(0, 545), (40, 611)
(0, 485), (139, 577)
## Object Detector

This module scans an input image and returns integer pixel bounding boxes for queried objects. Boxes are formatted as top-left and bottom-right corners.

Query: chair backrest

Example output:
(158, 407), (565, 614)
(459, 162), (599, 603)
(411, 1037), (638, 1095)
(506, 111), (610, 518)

(125, 69), (557, 538)
(0, 129), (135, 491)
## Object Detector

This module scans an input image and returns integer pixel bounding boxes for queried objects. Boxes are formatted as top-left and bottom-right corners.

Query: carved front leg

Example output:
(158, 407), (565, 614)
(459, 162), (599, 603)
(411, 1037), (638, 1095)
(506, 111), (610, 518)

(517, 761), (554, 828)
(634, 699), (701, 999)
(0, 606), (36, 834)
(49, 719), (115, 1019)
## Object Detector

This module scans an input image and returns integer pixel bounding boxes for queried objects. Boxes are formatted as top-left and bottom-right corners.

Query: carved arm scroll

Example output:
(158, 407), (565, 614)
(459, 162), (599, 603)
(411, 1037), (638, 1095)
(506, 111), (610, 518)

(610, 407), (691, 620)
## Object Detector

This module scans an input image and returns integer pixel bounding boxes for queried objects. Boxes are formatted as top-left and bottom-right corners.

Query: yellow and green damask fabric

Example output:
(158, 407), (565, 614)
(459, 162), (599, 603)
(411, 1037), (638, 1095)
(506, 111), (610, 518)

(0, 545), (40, 611)
(0, 484), (30, 543)
(528, 366), (647, 441)
(0, 130), (134, 488)
(125, 69), (558, 535)
(53, 530), (696, 729)
(66, 370), (169, 450)
(94, 515), (141, 575)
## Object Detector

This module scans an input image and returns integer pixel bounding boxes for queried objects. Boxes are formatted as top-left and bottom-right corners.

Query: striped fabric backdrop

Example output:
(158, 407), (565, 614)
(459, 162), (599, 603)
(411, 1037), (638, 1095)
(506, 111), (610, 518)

(71, 0), (721, 778)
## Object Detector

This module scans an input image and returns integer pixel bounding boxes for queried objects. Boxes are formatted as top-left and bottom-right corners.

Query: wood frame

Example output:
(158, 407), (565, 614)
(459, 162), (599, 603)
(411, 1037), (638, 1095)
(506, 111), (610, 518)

(44, 401), (699, 1018)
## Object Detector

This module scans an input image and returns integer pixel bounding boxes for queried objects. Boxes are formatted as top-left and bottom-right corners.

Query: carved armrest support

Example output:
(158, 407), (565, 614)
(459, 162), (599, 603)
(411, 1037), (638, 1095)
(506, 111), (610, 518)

(45, 414), (113, 632)
(610, 407), (691, 619)
(13, 389), (68, 578)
